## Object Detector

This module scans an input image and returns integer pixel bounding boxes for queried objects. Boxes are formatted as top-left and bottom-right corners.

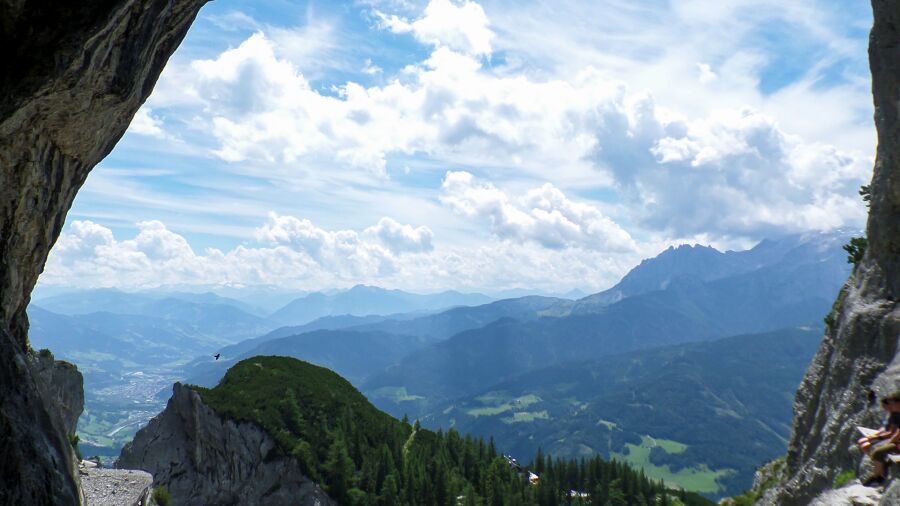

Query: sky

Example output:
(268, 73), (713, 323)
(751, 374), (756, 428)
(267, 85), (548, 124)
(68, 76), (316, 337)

(39, 0), (875, 295)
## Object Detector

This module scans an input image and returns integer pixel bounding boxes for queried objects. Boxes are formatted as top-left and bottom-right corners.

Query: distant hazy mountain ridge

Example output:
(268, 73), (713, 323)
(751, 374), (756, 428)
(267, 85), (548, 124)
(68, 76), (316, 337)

(185, 329), (431, 388)
(27, 290), (284, 459)
(181, 294), (566, 389)
(268, 285), (494, 325)
(569, 230), (852, 314)
(25, 285), (495, 458)
(363, 231), (852, 419)
(32, 289), (272, 342)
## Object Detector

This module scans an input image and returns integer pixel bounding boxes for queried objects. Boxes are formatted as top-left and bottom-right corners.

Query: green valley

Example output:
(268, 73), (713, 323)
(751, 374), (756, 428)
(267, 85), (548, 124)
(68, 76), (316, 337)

(612, 436), (732, 494)
(419, 327), (822, 496)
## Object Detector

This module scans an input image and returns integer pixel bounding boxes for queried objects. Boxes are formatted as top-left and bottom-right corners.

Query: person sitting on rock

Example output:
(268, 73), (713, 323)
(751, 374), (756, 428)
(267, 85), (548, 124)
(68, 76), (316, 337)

(858, 393), (900, 486)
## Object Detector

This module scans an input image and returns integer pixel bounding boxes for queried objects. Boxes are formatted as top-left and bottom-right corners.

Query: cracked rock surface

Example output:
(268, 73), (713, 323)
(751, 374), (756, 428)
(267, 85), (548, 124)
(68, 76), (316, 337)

(809, 482), (881, 506)
(119, 383), (335, 506)
(80, 467), (152, 506)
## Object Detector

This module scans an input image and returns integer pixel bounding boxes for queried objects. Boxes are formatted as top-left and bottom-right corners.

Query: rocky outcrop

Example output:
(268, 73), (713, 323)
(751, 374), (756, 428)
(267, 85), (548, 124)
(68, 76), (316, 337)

(0, 1), (206, 503)
(762, 1), (900, 504)
(809, 483), (882, 506)
(29, 350), (84, 438)
(80, 467), (152, 506)
(26, 349), (86, 500)
(0, 331), (81, 505)
(118, 383), (336, 506)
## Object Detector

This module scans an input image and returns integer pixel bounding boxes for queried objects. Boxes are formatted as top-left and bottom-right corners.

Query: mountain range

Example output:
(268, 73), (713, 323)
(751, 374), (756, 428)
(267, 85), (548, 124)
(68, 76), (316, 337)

(166, 230), (851, 497)
(32, 290), (272, 343)
(182, 294), (567, 388)
(24, 285), (501, 458)
(266, 285), (495, 325)
(362, 230), (851, 419)
(34, 230), (854, 496)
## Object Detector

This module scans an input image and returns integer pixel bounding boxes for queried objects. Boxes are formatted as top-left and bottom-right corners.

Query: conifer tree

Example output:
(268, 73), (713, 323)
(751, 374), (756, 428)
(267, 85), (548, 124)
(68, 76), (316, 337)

(378, 474), (399, 506)
(464, 483), (478, 506)
(534, 447), (545, 474)
(324, 435), (356, 503)
(606, 478), (628, 506)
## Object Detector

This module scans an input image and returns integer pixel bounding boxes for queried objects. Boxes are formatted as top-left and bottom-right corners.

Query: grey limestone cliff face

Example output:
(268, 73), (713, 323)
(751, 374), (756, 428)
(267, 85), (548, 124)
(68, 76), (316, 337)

(119, 383), (336, 506)
(0, 1), (206, 503)
(27, 350), (86, 498)
(762, 1), (900, 504)
(29, 351), (85, 438)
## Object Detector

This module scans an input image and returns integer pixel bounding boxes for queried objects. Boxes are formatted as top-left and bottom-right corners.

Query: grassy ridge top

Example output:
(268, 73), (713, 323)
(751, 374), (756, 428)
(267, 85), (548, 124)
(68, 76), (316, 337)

(194, 355), (377, 423)
(192, 355), (405, 456)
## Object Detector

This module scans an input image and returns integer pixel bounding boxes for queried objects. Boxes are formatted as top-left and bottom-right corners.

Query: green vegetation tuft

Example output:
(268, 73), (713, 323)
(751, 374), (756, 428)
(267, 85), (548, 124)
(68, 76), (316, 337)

(843, 237), (867, 265)
(841, 185), (871, 266)
(193, 356), (715, 506)
(723, 491), (758, 506)
(67, 433), (82, 460)
(859, 185), (871, 207)
(151, 485), (170, 506)
(833, 469), (855, 489)
(720, 457), (786, 506)
(824, 288), (848, 328)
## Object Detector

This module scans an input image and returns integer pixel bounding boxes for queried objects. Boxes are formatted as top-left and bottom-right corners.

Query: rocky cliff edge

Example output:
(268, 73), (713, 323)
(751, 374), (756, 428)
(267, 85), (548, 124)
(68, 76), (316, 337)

(118, 382), (335, 506)
(761, 1), (900, 504)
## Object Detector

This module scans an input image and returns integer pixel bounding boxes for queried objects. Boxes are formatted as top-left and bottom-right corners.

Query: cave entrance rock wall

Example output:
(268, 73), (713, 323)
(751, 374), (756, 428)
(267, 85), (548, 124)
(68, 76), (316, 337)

(0, 1), (206, 503)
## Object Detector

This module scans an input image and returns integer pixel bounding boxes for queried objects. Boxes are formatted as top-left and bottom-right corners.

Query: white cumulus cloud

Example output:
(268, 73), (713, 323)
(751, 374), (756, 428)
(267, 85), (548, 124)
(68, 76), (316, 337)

(441, 171), (636, 251)
(253, 212), (424, 274)
(639, 108), (869, 236)
(48, 220), (212, 287)
(364, 217), (434, 254)
(118, 0), (874, 277)
(47, 216), (432, 290)
(172, 26), (870, 243)
(375, 0), (493, 57)
(42, 216), (642, 293)
(128, 107), (167, 138)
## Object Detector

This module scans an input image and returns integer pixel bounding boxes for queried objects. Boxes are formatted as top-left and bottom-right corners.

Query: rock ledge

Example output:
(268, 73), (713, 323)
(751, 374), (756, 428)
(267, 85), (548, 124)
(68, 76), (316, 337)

(80, 464), (152, 506)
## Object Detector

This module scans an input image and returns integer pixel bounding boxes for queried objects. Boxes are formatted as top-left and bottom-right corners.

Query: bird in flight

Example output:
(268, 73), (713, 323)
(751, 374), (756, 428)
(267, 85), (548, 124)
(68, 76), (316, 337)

(214, 353), (221, 360)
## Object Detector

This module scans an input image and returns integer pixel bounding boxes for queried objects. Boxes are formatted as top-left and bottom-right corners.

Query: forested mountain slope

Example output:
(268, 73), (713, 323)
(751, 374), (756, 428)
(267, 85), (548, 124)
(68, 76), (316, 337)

(121, 356), (713, 506)
(422, 327), (822, 497)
